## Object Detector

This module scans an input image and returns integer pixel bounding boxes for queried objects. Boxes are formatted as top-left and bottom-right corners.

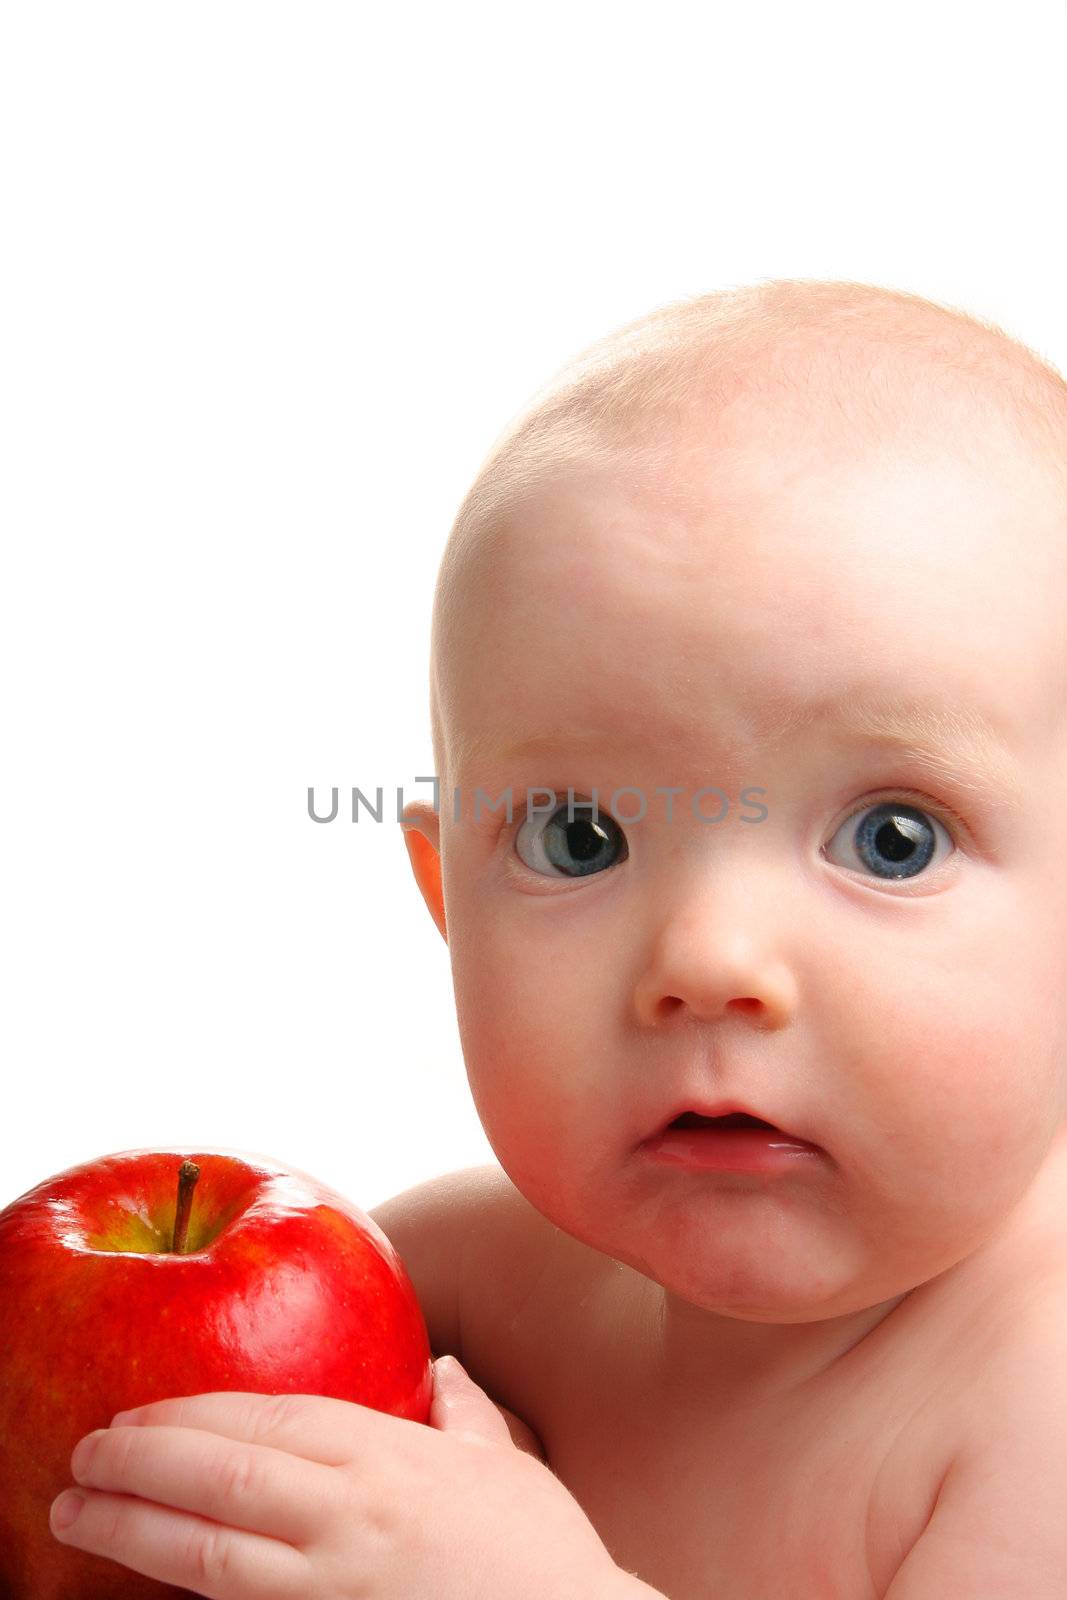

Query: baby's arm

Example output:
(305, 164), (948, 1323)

(369, 1165), (548, 1460)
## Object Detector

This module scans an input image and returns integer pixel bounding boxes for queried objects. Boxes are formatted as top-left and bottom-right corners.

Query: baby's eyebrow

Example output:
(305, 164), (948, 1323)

(775, 695), (1027, 812)
(457, 727), (628, 769)
(459, 697), (1028, 814)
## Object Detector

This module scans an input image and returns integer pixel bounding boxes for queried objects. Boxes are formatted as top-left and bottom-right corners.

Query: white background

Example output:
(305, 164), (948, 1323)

(2, 2), (1065, 1216)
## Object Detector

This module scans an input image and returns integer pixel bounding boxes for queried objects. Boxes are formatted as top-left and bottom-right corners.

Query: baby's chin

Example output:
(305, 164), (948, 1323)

(608, 1246), (886, 1324)
(541, 1177), (963, 1324)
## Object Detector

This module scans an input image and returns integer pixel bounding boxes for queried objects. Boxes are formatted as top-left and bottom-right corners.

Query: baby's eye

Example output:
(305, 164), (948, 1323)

(514, 797), (629, 878)
(823, 797), (955, 882)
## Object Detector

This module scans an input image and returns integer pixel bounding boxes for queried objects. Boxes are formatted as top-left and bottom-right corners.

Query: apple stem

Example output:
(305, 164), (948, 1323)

(172, 1160), (200, 1254)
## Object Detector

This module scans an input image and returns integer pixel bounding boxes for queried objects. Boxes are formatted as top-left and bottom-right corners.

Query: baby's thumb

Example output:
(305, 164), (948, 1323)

(429, 1355), (513, 1448)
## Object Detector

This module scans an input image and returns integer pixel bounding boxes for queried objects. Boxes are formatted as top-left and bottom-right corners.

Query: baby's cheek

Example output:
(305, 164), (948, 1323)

(461, 1011), (573, 1161)
(452, 938), (602, 1203)
(877, 1008), (1058, 1236)
(453, 903), (591, 1077)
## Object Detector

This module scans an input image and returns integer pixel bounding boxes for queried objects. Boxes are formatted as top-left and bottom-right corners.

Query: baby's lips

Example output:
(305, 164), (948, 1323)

(645, 1098), (819, 1147)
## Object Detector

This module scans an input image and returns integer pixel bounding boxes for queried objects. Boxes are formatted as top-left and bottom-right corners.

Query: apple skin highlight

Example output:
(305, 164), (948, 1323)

(0, 1147), (433, 1599)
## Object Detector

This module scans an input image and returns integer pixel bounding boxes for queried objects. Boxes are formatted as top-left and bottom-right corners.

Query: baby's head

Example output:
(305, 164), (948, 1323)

(403, 279), (1067, 1338)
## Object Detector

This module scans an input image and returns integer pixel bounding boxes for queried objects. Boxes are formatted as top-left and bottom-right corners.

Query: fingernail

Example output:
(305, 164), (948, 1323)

(111, 1408), (134, 1427)
(72, 1430), (105, 1477)
(51, 1491), (85, 1532)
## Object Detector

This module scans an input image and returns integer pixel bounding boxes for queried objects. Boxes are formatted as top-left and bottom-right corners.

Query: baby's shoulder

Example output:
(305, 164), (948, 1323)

(455, 1166), (608, 1420)
(889, 1147), (1067, 1436)
(369, 1161), (539, 1361)
(942, 1141), (1067, 1404)
(865, 1156), (1067, 1577)
(456, 1163), (584, 1349)
(871, 1222), (1067, 1593)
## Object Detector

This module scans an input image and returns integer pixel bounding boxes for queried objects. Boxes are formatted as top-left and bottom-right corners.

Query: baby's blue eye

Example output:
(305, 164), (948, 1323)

(515, 799), (629, 878)
(824, 800), (952, 881)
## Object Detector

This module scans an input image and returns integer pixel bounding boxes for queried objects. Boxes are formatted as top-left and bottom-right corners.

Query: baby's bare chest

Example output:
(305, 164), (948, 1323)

(462, 1240), (958, 1599)
(522, 1353), (946, 1599)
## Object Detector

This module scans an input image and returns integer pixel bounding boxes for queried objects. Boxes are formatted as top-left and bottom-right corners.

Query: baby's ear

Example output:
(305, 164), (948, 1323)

(402, 802), (446, 941)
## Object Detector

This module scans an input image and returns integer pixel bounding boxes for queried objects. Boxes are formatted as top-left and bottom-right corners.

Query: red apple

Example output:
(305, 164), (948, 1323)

(0, 1147), (433, 1599)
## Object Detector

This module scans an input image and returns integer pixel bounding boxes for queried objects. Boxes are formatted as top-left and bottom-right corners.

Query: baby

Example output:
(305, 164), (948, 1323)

(49, 279), (1067, 1598)
(390, 278), (1067, 1597)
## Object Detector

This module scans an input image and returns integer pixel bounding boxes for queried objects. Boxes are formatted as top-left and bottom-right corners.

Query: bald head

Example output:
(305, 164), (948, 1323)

(428, 278), (1067, 796)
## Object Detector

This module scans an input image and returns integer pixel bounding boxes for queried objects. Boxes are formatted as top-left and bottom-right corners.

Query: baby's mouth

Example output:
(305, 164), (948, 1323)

(648, 1107), (821, 1150)
(668, 1112), (776, 1131)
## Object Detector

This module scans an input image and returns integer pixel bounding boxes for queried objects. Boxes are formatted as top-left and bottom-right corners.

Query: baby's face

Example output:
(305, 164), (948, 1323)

(406, 419), (1067, 1331)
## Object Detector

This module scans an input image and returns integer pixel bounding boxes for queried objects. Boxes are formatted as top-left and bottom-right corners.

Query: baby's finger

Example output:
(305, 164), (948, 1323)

(111, 1389), (399, 1465)
(70, 1423), (345, 1545)
(50, 1487), (310, 1600)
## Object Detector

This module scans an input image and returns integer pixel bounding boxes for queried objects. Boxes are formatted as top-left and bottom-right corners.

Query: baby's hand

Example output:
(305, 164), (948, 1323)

(49, 1356), (623, 1599)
